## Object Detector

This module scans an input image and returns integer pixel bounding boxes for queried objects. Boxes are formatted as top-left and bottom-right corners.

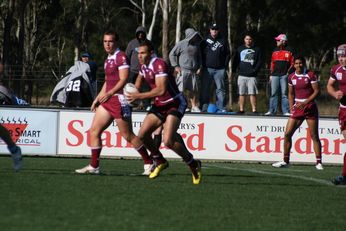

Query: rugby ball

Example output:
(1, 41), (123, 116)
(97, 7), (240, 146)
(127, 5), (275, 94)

(124, 83), (139, 95)
(124, 83), (139, 107)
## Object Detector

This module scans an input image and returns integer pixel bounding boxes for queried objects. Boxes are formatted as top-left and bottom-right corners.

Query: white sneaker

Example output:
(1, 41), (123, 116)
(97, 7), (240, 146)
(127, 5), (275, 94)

(191, 106), (201, 112)
(315, 163), (323, 170)
(272, 161), (289, 168)
(142, 163), (155, 175)
(283, 112), (292, 116)
(75, 165), (100, 174)
(264, 111), (273, 116)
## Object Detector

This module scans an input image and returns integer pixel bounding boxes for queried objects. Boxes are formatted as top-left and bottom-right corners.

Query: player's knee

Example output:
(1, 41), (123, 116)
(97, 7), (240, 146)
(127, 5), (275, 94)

(89, 127), (100, 139)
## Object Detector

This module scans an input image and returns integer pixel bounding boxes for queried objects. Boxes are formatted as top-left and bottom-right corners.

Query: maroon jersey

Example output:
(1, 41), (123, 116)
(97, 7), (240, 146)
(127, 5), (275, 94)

(101, 49), (131, 119)
(330, 64), (346, 95)
(139, 57), (181, 106)
(288, 70), (318, 101)
(104, 49), (129, 94)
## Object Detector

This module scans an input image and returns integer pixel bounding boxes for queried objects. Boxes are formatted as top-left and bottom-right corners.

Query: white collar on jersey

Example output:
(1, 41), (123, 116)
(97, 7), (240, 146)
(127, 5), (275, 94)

(107, 48), (120, 59)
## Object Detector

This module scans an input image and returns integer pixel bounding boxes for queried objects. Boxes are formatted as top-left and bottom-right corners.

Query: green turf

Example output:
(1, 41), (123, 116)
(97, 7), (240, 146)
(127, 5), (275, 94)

(0, 156), (345, 231)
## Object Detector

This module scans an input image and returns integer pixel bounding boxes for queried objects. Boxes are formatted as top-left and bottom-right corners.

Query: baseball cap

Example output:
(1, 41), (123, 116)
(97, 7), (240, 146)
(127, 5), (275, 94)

(81, 52), (91, 58)
(337, 44), (346, 56)
(274, 34), (287, 41)
(209, 23), (219, 30)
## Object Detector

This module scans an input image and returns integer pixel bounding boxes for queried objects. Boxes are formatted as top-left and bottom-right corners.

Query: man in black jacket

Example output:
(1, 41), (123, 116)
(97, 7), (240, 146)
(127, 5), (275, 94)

(200, 23), (230, 113)
(233, 33), (263, 114)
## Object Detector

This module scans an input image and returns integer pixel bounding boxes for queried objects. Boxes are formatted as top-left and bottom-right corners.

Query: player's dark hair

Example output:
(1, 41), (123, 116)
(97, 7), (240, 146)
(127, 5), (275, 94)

(294, 55), (305, 63)
(103, 29), (119, 42)
(138, 40), (154, 52)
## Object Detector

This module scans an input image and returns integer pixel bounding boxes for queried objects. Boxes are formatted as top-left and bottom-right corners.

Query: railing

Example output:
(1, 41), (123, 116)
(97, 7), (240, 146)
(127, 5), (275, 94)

(0, 66), (337, 116)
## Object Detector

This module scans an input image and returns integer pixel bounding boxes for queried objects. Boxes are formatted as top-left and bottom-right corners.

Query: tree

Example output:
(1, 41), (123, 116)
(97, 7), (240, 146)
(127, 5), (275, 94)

(161, 0), (169, 61)
(175, 0), (182, 44)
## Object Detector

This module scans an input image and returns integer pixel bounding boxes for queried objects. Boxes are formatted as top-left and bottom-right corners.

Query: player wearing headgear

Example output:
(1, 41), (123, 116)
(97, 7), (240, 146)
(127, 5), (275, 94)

(327, 44), (346, 185)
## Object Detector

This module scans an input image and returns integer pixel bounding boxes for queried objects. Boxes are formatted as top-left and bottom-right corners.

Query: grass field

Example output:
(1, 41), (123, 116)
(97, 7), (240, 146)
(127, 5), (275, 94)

(1, 156), (345, 231)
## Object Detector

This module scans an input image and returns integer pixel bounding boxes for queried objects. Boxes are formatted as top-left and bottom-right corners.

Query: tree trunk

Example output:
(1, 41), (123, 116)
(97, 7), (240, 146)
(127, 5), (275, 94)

(161, 0), (169, 62)
(147, 0), (159, 41)
(175, 0), (182, 44)
(17, 0), (30, 97)
(141, 0), (145, 26)
(227, 0), (233, 110)
(2, 0), (15, 67)
(214, 0), (228, 38)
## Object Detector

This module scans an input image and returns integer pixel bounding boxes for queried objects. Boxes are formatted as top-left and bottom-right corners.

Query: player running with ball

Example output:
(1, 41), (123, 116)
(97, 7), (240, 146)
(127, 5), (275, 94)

(126, 40), (202, 185)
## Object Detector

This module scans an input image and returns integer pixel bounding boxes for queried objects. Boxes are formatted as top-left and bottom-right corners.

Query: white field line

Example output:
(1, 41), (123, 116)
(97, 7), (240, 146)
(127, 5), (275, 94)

(207, 164), (335, 186)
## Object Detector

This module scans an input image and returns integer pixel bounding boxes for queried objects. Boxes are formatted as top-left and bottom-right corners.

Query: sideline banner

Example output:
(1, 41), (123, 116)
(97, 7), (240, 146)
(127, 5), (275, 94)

(58, 111), (345, 164)
(0, 108), (58, 155)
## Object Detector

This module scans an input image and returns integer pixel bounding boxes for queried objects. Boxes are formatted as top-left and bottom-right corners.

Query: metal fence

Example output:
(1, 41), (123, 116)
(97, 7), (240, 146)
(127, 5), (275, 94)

(0, 65), (337, 116)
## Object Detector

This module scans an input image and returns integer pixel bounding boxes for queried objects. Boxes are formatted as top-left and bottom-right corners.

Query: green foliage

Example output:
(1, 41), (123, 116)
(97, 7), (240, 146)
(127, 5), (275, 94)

(1, 0), (345, 107)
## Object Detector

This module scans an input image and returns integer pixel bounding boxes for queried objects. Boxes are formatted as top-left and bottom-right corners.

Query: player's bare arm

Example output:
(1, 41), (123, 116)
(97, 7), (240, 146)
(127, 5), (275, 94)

(98, 68), (129, 103)
(127, 75), (167, 102)
(134, 73), (143, 90)
(327, 78), (343, 100)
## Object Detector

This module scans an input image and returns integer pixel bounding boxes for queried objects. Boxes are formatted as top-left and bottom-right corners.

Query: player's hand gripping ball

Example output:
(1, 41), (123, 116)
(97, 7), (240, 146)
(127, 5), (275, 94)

(124, 83), (139, 107)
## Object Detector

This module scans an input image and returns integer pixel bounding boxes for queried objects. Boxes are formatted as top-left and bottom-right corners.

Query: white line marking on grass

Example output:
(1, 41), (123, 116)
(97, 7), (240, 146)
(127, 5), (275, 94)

(207, 164), (334, 186)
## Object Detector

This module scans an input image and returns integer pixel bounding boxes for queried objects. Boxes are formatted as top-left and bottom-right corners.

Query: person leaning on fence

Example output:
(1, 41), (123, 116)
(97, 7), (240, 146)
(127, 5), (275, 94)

(233, 32), (263, 114)
(265, 34), (294, 116)
(272, 56), (323, 170)
(81, 51), (98, 95)
(327, 44), (346, 185)
(169, 28), (202, 113)
(75, 30), (155, 176)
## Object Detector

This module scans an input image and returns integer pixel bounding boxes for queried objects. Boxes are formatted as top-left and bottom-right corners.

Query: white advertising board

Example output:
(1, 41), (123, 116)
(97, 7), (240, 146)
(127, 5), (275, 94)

(58, 111), (345, 164)
(0, 108), (58, 155)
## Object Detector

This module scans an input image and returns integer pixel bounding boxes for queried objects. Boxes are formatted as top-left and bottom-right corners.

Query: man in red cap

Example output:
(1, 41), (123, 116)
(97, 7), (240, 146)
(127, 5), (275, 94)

(327, 44), (346, 185)
(265, 33), (294, 116)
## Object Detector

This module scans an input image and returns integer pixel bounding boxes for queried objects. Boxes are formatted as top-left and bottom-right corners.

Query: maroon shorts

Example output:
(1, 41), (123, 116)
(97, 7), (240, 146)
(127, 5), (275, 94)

(291, 101), (318, 120)
(101, 95), (131, 119)
(338, 106), (346, 131)
(149, 95), (187, 122)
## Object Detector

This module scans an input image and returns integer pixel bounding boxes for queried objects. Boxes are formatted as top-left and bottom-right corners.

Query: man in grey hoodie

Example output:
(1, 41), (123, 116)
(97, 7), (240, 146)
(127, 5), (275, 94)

(169, 28), (202, 112)
(126, 26), (153, 110)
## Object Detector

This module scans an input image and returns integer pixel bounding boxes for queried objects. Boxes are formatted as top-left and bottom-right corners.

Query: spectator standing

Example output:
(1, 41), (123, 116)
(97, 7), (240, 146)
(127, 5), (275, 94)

(200, 23), (230, 113)
(81, 52), (98, 95)
(327, 44), (346, 185)
(272, 56), (323, 170)
(233, 33), (263, 114)
(265, 34), (294, 116)
(125, 26), (153, 110)
(126, 41), (202, 184)
(169, 28), (202, 112)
